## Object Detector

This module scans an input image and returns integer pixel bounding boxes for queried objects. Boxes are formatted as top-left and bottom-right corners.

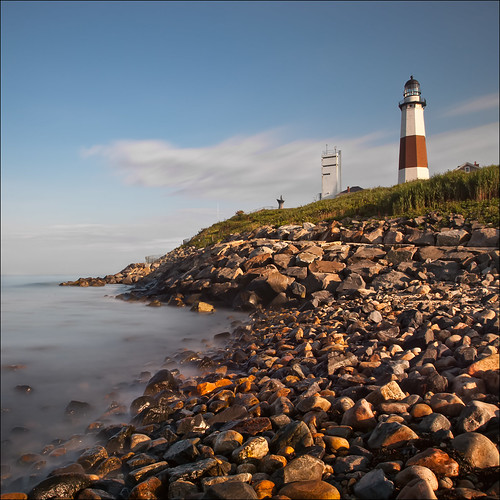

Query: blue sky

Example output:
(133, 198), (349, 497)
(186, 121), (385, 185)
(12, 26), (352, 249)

(2, 1), (499, 276)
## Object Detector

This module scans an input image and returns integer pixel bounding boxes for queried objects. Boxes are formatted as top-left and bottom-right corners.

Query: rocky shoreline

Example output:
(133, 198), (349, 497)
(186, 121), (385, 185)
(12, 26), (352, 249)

(3, 213), (500, 499)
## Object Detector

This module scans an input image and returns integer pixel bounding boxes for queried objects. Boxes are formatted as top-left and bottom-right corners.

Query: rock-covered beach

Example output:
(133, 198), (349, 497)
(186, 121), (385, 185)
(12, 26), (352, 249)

(3, 213), (499, 499)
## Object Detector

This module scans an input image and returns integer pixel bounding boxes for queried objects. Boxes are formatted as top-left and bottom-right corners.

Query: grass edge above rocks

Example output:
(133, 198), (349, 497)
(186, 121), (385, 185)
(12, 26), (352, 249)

(187, 165), (499, 248)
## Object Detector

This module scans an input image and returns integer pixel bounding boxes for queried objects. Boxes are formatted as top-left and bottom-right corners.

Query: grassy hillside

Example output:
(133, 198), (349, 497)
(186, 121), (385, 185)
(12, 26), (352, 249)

(188, 165), (499, 248)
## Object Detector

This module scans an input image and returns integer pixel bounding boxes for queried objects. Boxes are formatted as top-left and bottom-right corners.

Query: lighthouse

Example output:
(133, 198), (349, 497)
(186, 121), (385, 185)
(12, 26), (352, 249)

(398, 76), (429, 184)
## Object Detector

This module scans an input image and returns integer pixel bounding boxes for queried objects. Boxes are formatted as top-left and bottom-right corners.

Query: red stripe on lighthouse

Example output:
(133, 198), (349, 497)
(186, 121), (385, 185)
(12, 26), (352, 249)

(399, 135), (428, 170)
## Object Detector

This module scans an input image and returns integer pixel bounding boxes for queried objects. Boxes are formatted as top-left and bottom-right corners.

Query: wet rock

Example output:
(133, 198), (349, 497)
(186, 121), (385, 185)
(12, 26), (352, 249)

(65, 400), (92, 418)
(94, 456), (122, 478)
(128, 476), (163, 499)
(130, 433), (151, 453)
(128, 461), (169, 484)
(168, 480), (199, 499)
(28, 473), (92, 500)
(77, 445), (108, 471)
(163, 438), (200, 465)
(143, 369), (178, 396)
(106, 425), (134, 454)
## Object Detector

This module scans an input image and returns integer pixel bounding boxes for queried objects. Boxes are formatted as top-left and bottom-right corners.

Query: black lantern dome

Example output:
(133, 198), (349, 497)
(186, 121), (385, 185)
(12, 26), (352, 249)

(403, 75), (421, 97)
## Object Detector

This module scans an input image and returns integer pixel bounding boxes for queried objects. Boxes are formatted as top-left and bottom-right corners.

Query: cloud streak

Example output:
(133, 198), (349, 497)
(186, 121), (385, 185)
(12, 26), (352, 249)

(441, 92), (499, 117)
(83, 130), (398, 205)
(84, 122), (499, 207)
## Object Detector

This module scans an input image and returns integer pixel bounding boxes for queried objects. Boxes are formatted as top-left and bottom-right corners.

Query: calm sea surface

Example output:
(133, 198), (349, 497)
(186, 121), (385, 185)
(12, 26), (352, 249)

(1, 275), (247, 490)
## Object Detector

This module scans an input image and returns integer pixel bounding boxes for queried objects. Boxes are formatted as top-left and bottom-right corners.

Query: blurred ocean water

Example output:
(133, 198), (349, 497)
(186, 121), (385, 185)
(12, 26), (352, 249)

(0, 275), (245, 488)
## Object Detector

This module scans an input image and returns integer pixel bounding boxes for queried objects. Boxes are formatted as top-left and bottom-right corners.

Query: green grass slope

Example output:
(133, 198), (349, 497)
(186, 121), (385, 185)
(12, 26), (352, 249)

(188, 165), (499, 248)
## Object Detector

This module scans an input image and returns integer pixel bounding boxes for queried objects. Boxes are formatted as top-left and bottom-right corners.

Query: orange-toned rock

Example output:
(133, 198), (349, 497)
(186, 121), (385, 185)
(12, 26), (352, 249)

(129, 476), (163, 499)
(341, 398), (377, 431)
(197, 381), (216, 395)
(366, 381), (406, 404)
(467, 354), (499, 377)
(324, 436), (349, 452)
(253, 479), (276, 499)
(367, 421), (419, 449)
(277, 446), (295, 460)
(215, 378), (233, 389)
(406, 448), (459, 477)
(0, 494), (28, 500)
(410, 403), (433, 418)
(279, 480), (340, 500)
(429, 393), (466, 417)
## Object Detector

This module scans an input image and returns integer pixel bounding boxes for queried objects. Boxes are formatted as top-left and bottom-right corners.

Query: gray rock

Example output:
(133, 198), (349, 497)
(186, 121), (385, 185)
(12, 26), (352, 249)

(270, 420), (313, 454)
(231, 436), (269, 463)
(336, 273), (366, 295)
(467, 227), (499, 247)
(451, 432), (500, 468)
(354, 468), (394, 500)
(333, 455), (370, 474)
(169, 480), (199, 500)
(143, 369), (179, 395)
(395, 465), (438, 491)
(371, 270), (410, 290)
(271, 454), (324, 487)
(163, 438), (200, 465)
(203, 481), (258, 499)
(327, 352), (358, 375)
(436, 229), (470, 246)
(418, 413), (452, 434)
(424, 260), (461, 281)
(167, 457), (219, 483)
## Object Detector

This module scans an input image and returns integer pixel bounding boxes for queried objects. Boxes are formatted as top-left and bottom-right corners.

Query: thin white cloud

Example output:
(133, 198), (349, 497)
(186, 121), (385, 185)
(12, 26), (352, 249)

(84, 122), (498, 207)
(83, 130), (396, 205)
(427, 122), (499, 172)
(441, 93), (499, 117)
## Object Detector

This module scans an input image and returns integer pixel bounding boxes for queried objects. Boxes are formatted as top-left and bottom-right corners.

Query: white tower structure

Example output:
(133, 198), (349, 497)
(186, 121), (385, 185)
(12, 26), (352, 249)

(398, 76), (429, 184)
(321, 146), (341, 199)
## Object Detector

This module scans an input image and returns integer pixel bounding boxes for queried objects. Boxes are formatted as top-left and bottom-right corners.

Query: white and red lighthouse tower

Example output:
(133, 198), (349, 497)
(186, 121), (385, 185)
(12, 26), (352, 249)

(398, 76), (429, 184)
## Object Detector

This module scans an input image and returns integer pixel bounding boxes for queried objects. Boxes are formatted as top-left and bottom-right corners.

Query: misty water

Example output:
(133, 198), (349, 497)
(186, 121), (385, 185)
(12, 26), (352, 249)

(1, 275), (247, 491)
